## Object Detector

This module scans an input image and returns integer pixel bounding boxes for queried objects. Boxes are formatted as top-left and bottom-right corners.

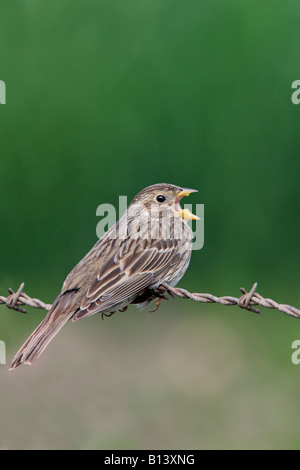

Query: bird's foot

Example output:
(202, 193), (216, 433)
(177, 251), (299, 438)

(119, 306), (128, 313)
(101, 310), (116, 320)
(149, 285), (170, 312)
(101, 305), (128, 320)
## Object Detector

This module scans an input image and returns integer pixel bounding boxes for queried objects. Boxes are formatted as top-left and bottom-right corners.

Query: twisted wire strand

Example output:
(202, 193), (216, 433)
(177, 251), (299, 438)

(161, 282), (300, 319)
(0, 283), (52, 314)
(0, 281), (300, 320)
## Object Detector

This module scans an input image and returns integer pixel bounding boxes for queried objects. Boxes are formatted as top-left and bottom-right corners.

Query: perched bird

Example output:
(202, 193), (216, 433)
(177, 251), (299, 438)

(10, 183), (199, 369)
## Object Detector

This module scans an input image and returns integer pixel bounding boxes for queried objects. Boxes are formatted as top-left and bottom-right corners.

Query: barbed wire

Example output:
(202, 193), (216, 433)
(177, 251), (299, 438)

(0, 283), (52, 314)
(160, 282), (300, 319)
(1, 281), (300, 320)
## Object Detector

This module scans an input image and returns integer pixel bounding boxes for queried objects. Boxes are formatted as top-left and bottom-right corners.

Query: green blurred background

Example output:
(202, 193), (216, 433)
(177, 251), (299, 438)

(1, 0), (300, 449)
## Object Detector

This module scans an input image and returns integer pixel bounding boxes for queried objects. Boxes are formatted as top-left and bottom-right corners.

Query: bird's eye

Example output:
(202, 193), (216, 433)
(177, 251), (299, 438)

(156, 195), (166, 203)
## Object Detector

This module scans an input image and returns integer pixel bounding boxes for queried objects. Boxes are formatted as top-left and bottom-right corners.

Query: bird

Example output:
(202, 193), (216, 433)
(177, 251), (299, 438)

(10, 183), (199, 369)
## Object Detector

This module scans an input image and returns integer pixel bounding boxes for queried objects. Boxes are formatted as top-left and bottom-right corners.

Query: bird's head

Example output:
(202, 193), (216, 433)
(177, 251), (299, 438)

(129, 183), (199, 221)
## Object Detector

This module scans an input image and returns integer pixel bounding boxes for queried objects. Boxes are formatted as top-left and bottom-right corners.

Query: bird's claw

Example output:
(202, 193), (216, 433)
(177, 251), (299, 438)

(101, 305), (128, 320)
(101, 310), (116, 320)
(149, 297), (164, 312)
(149, 286), (170, 312)
(119, 306), (128, 313)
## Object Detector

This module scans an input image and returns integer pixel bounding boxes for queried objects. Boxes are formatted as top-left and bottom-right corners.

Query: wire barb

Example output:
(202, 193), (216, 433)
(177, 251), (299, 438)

(0, 283), (52, 314)
(1, 281), (300, 320)
(160, 281), (300, 319)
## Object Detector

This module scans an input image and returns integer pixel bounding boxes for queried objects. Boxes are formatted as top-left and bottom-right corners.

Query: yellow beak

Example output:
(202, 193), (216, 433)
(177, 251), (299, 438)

(175, 188), (200, 220)
(177, 188), (198, 198)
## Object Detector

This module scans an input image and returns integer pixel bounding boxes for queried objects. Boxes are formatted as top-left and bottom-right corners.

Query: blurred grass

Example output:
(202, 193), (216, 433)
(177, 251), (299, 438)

(1, 0), (300, 449)
(2, 303), (300, 450)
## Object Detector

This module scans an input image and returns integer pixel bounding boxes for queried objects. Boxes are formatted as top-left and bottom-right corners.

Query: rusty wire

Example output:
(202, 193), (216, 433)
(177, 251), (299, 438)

(161, 282), (300, 319)
(0, 283), (52, 314)
(1, 281), (300, 320)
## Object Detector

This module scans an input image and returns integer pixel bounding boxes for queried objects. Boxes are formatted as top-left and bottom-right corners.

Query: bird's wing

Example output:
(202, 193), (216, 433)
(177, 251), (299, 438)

(72, 237), (181, 320)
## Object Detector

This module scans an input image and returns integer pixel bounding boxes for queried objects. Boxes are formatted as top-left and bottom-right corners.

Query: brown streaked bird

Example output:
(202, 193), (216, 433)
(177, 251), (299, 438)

(10, 183), (199, 370)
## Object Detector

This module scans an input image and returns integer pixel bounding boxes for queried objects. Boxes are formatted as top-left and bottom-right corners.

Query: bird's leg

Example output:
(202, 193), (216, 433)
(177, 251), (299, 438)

(151, 285), (164, 296)
(158, 283), (177, 298)
(149, 285), (170, 312)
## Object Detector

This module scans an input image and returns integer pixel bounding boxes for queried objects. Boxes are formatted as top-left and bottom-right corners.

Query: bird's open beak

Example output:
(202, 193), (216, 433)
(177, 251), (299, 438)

(174, 188), (200, 220)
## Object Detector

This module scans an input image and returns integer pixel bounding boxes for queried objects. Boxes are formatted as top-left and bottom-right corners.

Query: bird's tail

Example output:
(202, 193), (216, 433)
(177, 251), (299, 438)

(9, 292), (76, 370)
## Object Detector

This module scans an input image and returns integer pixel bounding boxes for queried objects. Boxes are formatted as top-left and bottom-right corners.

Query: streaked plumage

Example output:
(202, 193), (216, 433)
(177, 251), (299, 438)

(10, 183), (198, 369)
